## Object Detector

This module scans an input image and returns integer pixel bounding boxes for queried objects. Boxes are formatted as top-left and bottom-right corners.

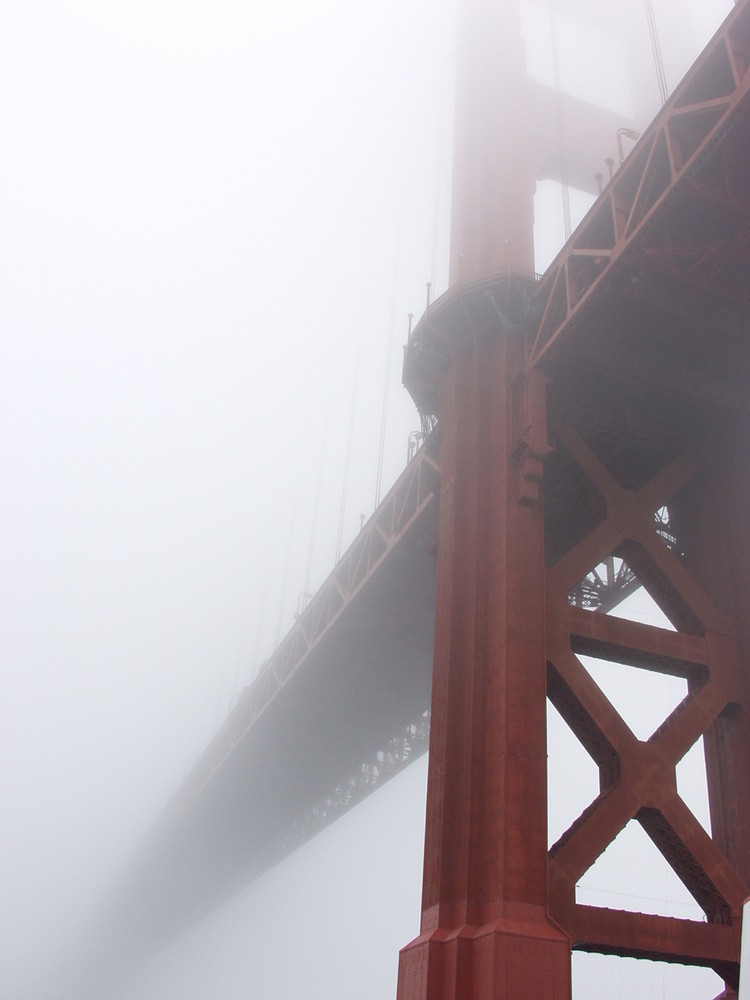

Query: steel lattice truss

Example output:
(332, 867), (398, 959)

(546, 415), (746, 981)
(531, 7), (750, 373)
(399, 3), (750, 989)
(535, 10), (750, 980)
(274, 710), (431, 856)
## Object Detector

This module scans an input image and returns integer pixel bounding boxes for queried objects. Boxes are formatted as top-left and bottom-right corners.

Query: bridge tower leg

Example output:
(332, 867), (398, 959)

(400, 0), (569, 994)
(397, 316), (570, 999)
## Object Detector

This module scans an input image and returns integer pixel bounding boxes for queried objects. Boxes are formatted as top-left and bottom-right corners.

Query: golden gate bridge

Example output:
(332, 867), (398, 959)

(58, 2), (750, 996)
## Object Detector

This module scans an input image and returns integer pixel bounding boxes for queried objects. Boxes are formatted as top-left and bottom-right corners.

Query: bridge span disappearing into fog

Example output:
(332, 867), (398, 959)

(61, 2), (750, 998)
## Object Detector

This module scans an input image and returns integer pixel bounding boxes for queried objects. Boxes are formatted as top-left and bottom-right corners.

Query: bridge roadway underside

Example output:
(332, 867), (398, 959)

(86, 446), (439, 983)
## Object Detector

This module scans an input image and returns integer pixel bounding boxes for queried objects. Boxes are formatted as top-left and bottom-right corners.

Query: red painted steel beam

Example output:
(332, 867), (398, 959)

(570, 905), (740, 973)
(529, 1), (750, 369)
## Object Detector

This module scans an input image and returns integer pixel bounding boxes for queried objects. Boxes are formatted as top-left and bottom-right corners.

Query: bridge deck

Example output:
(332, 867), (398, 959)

(92, 438), (439, 970)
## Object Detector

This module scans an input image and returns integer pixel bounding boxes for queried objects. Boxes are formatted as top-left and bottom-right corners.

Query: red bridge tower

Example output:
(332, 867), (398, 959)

(399, 0), (750, 996)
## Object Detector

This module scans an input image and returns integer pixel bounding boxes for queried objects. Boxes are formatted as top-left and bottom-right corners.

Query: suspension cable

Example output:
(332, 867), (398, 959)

(549, 0), (572, 240)
(374, 212), (403, 509)
(336, 311), (365, 563)
(430, 66), (445, 290)
(303, 387), (332, 605)
(249, 486), (281, 675)
(645, 0), (669, 106)
(274, 485), (299, 649)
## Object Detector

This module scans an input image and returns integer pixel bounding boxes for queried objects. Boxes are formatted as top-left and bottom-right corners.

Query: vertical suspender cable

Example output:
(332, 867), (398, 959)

(430, 65), (446, 290)
(274, 485), (299, 649)
(550, 0), (572, 241)
(250, 489), (280, 674)
(250, 542), (270, 673)
(228, 554), (254, 707)
(336, 312), (365, 563)
(377, 72), (445, 506)
(335, 211), (378, 564)
(268, 353), (335, 655)
(645, 0), (669, 106)
(303, 388), (332, 603)
(374, 211), (403, 509)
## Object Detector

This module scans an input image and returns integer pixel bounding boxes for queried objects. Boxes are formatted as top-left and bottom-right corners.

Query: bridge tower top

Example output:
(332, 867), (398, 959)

(450, 0), (658, 283)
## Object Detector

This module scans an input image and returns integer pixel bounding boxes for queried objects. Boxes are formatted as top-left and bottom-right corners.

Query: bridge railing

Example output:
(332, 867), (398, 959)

(150, 437), (440, 843)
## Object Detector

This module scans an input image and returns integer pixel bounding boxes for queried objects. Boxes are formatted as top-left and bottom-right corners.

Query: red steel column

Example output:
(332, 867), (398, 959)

(398, 1), (569, 994)
(397, 325), (570, 998)
(449, 0), (537, 283)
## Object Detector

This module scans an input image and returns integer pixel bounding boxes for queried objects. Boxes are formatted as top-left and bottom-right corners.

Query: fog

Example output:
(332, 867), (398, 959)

(0, 1), (736, 998)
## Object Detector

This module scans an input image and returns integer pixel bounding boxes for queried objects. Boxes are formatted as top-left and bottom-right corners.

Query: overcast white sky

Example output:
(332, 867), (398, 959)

(0, 1), (737, 997)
